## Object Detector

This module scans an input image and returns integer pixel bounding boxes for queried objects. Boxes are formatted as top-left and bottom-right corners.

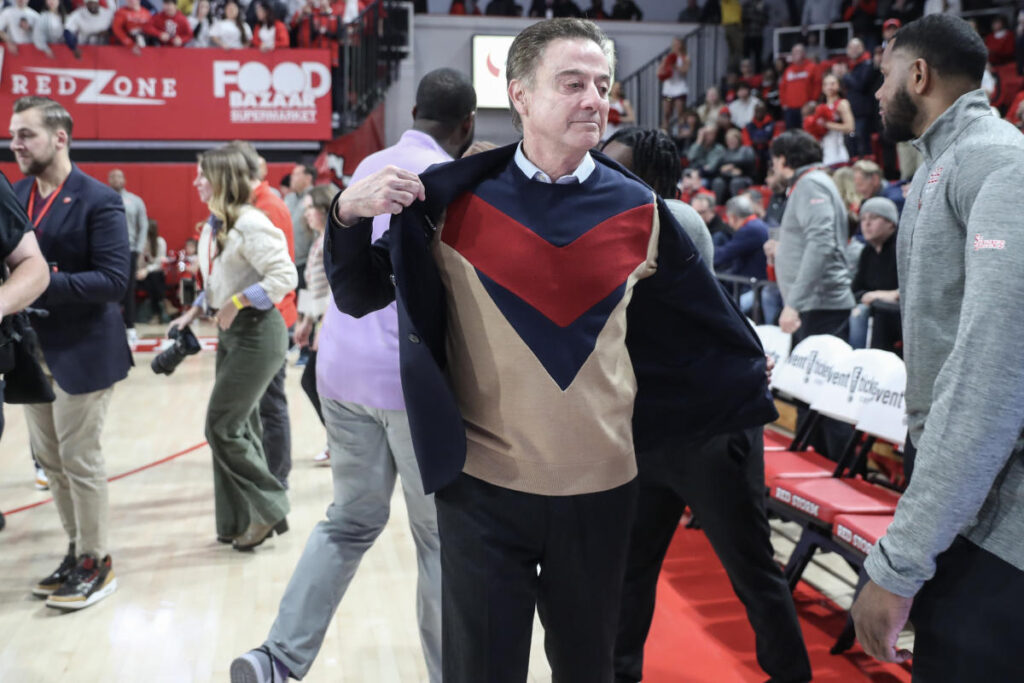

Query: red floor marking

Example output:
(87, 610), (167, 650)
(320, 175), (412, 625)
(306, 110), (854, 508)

(3, 441), (208, 516)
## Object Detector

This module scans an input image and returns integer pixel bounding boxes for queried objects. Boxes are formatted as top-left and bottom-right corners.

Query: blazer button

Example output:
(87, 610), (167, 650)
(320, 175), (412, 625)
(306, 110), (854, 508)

(408, 333), (420, 344)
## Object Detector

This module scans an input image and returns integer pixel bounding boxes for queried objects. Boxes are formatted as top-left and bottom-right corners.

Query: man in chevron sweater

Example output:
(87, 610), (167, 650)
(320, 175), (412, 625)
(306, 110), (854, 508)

(324, 18), (777, 682)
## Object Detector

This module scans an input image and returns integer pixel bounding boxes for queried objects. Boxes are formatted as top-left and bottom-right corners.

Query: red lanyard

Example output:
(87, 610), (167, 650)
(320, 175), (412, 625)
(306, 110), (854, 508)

(27, 178), (67, 232)
(786, 166), (822, 198)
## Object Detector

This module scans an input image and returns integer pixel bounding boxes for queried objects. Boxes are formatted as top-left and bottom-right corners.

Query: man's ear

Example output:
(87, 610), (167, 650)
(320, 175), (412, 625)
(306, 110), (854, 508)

(909, 58), (929, 96)
(508, 79), (529, 119)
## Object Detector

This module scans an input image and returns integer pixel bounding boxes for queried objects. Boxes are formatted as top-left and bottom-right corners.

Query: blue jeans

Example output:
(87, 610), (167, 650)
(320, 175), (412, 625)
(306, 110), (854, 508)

(848, 303), (870, 348)
(264, 398), (442, 681)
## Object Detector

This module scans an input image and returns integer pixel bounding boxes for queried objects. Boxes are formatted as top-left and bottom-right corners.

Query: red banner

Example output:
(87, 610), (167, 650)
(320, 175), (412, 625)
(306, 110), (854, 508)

(0, 45), (333, 140)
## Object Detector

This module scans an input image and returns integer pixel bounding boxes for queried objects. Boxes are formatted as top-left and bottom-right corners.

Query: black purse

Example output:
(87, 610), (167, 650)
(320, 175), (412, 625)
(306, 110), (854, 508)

(0, 311), (55, 404)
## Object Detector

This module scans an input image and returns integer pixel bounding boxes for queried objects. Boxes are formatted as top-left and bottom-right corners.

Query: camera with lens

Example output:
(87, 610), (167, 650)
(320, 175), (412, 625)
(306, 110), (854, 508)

(151, 325), (202, 375)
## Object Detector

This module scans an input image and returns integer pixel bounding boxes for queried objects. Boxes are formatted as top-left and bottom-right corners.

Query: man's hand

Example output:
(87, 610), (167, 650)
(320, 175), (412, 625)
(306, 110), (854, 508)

(862, 290), (899, 305)
(294, 317), (313, 348)
(764, 354), (775, 383)
(763, 238), (778, 262)
(778, 305), (801, 334)
(851, 580), (914, 663)
(334, 165), (425, 226)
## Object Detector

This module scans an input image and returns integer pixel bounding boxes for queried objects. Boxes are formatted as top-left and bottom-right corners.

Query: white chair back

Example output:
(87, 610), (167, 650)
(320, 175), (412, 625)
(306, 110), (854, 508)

(755, 324), (792, 369)
(771, 334), (853, 404)
(810, 349), (903, 426)
(854, 354), (908, 447)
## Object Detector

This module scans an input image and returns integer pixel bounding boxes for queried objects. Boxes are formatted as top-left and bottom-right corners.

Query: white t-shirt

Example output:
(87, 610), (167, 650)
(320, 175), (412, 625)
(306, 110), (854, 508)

(728, 96), (761, 129)
(0, 6), (39, 44)
(257, 23), (276, 47)
(208, 18), (251, 48)
(65, 4), (115, 44)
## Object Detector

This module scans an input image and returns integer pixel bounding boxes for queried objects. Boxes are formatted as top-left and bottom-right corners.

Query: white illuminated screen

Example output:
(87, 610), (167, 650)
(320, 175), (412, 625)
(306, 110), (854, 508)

(472, 35), (516, 109)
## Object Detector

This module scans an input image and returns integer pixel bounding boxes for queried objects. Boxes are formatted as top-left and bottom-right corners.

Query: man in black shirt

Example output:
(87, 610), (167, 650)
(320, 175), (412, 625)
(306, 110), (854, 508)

(849, 196), (900, 350)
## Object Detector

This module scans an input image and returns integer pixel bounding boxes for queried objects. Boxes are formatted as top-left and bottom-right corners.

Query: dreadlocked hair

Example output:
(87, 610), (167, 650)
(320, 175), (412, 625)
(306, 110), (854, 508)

(199, 146), (253, 253)
(603, 126), (682, 199)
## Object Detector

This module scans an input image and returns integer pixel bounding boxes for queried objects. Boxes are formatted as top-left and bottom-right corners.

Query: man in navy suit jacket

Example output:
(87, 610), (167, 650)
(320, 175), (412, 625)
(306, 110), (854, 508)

(10, 96), (131, 612)
(325, 19), (777, 682)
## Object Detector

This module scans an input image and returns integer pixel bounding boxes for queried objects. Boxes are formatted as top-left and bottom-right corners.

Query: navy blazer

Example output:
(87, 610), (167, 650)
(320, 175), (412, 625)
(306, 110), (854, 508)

(325, 144), (777, 494)
(14, 166), (133, 395)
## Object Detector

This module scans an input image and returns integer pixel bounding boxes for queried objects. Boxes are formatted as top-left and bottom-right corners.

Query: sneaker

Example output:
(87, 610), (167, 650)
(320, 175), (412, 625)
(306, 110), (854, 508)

(230, 646), (289, 683)
(45, 554), (117, 610)
(312, 447), (329, 465)
(32, 544), (76, 597)
(35, 465), (49, 491)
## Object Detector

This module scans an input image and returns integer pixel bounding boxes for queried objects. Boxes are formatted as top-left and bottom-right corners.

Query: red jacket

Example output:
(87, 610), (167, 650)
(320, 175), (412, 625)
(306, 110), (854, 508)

(985, 29), (1015, 66)
(142, 10), (193, 44)
(779, 59), (820, 110)
(251, 181), (298, 328)
(252, 20), (290, 49)
(110, 6), (151, 46)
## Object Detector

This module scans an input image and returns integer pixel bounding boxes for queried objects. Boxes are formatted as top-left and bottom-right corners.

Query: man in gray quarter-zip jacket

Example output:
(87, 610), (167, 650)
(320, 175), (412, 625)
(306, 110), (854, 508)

(851, 15), (1024, 679)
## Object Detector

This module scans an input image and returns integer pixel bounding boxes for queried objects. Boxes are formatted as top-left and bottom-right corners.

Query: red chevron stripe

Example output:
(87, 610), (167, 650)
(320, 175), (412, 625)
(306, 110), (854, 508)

(441, 193), (654, 327)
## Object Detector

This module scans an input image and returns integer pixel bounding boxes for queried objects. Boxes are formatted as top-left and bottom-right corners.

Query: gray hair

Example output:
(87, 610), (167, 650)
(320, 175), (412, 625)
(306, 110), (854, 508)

(14, 96), (73, 141)
(506, 18), (615, 132)
(726, 194), (756, 219)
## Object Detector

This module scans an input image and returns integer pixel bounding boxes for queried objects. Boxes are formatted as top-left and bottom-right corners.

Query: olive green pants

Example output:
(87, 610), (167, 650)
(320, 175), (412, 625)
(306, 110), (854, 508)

(207, 308), (290, 538)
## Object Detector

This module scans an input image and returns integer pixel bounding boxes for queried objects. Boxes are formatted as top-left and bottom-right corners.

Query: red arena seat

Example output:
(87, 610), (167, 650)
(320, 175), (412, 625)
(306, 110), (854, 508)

(832, 513), (893, 560)
(770, 477), (900, 527)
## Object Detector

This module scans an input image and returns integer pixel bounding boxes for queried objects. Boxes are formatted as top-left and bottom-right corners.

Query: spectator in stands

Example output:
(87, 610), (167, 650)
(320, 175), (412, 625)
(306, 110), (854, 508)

(852, 159), (904, 213)
(852, 17), (1024, 676)
(772, 129), (853, 341)
(136, 219), (169, 324)
(448, 0), (481, 14)
(209, 0), (249, 47)
(673, 109), (701, 151)
(717, 193), (768, 279)
(659, 37), (690, 131)
(780, 43), (820, 131)
(840, 37), (880, 158)
(848, 196), (899, 349)
(762, 164), (787, 225)
(687, 124), (725, 180)
(758, 65), (781, 117)
(0, 0), (39, 56)
(677, 0), (699, 23)
(843, 0), (880, 49)
(251, 0), (287, 49)
(32, 0), (70, 58)
(484, 0), (522, 15)
(108, 169), (148, 346)
(696, 85), (723, 124)
(167, 145), (296, 551)
(881, 17), (900, 45)
(284, 163), (315, 301)
(677, 167), (711, 203)
(527, 0), (582, 18)
(985, 14), (1014, 67)
(144, 0), (192, 46)
(728, 81), (760, 128)
(738, 57), (762, 89)
(187, 0), (212, 46)
(64, 0), (112, 46)
(802, 0), (841, 28)
(831, 165), (865, 247)
(711, 128), (755, 203)
(721, 0), (742, 70)
(713, 106), (739, 145)
(816, 73), (855, 166)
(581, 0), (605, 20)
(692, 192), (734, 248)
(602, 80), (635, 142)
(922, 0), (958, 16)
(609, 0), (641, 21)
(111, 0), (149, 49)
(743, 101), (776, 181)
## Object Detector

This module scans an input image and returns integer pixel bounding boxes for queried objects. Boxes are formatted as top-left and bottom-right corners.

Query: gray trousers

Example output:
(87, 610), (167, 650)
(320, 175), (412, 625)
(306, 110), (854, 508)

(258, 361), (291, 488)
(264, 397), (441, 682)
(24, 371), (115, 559)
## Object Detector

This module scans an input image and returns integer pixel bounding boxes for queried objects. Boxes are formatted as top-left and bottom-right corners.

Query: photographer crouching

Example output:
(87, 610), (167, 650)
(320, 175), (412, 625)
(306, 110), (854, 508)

(167, 145), (297, 551)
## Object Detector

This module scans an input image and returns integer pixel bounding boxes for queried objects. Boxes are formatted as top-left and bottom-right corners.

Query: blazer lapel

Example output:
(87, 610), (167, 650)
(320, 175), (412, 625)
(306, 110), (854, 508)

(34, 166), (81, 242)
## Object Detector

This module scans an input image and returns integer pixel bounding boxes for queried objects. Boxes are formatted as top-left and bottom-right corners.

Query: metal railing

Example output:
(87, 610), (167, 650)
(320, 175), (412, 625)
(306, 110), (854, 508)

(618, 24), (724, 131)
(715, 273), (777, 325)
(333, 0), (413, 133)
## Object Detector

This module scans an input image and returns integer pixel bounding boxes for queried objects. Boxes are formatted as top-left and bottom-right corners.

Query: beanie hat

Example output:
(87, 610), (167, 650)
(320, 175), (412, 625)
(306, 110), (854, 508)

(860, 196), (899, 225)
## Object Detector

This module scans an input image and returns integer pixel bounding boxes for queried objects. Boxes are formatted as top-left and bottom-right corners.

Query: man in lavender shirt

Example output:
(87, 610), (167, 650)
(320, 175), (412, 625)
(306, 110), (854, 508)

(231, 69), (477, 683)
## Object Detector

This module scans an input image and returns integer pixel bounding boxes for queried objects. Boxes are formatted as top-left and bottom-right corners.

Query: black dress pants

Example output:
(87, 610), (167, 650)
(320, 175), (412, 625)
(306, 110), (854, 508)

(615, 429), (811, 683)
(793, 308), (854, 462)
(435, 473), (638, 683)
(910, 536), (1024, 682)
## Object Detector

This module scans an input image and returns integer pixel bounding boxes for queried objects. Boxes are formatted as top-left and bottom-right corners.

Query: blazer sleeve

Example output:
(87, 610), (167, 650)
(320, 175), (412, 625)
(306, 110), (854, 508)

(322, 192), (396, 318)
(236, 211), (297, 303)
(40, 193), (130, 306)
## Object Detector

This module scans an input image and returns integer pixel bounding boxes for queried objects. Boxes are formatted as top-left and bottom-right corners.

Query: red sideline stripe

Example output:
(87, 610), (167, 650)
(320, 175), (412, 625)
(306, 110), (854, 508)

(2, 441), (208, 516)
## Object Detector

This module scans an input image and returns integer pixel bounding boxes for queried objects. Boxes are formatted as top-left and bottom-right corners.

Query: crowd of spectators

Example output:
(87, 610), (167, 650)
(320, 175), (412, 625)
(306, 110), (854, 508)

(0, 0), (376, 53)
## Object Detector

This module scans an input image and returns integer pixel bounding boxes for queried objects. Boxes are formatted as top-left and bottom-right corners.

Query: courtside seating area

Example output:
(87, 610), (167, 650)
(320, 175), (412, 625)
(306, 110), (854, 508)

(756, 326), (908, 655)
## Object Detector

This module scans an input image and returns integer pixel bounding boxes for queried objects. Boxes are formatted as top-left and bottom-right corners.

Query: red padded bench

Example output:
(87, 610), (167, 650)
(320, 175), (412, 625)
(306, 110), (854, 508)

(833, 513), (893, 560)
